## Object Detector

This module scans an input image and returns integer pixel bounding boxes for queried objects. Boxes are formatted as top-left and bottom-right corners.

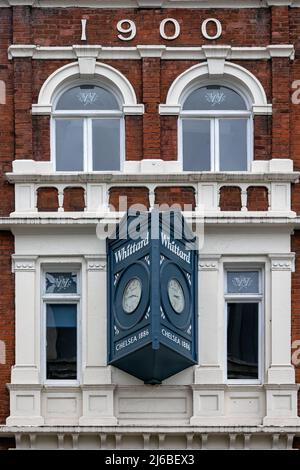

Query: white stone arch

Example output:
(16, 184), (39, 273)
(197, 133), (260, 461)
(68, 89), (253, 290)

(159, 61), (272, 115)
(32, 61), (144, 115)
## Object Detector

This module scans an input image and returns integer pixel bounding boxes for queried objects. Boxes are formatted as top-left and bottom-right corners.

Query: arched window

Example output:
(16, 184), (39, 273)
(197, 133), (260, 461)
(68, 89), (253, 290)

(53, 84), (123, 172)
(181, 85), (251, 172)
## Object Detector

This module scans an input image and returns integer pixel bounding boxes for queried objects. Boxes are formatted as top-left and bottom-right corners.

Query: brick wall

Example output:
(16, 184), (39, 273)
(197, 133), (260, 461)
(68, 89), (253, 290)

(3, 6), (295, 175)
(155, 187), (195, 210)
(247, 187), (269, 211)
(6, 7), (276, 167)
(63, 187), (85, 212)
(0, 8), (14, 217)
(109, 187), (150, 211)
(37, 187), (59, 212)
(219, 187), (242, 211)
(27, 8), (270, 47)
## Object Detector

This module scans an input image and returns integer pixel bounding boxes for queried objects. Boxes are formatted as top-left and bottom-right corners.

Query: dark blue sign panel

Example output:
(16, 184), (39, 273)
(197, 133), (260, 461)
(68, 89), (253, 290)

(107, 211), (198, 384)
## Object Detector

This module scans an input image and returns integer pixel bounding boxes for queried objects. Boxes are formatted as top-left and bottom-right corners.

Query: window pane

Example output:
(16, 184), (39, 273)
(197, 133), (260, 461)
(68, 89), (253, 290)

(182, 119), (211, 171)
(45, 273), (77, 294)
(56, 119), (84, 171)
(219, 119), (248, 171)
(183, 86), (247, 111)
(227, 303), (259, 380)
(46, 304), (77, 380)
(92, 119), (120, 171)
(56, 85), (120, 111)
(227, 271), (259, 294)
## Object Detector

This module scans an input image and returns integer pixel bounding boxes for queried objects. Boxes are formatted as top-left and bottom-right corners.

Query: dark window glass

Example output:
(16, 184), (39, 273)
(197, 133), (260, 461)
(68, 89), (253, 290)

(56, 119), (84, 171)
(182, 119), (210, 171)
(46, 304), (77, 380)
(227, 303), (259, 380)
(92, 119), (120, 171)
(219, 119), (248, 171)
(56, 85), (120, 111)
(183, 86), (247, 111)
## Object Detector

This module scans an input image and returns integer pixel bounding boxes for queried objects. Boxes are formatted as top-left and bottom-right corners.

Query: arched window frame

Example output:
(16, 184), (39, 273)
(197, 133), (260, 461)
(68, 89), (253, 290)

(32, 61), (144, 173)
(51, 79), (125, 172)
(160, 61), (272, 173)
(179, 79), (253, 172)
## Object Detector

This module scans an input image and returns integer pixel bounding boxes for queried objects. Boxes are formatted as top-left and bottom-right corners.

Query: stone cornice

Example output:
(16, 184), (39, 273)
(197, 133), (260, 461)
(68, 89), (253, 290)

(1, 1), (300, 9)
(0, 216), (299, 231)
(1, 423), (300, 434)
(8, 44), (295, 61)
(6, 171), (300, 184)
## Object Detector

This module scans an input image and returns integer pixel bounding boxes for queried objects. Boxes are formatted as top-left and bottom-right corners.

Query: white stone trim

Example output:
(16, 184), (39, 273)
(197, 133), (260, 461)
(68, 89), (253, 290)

(1, 216), (299, 230)
(85, 256), (107, 272)
(263, 385), (300, 426)
(32, 61), (143, 116)
(252, 105), (273, 115)
(267, 45), (295, 60)
(122, 104), (145, 115)
(269, 254), (295, 272)
(137, 45), (166, 58)
(198, 256), (221, 271)
(1, 1), (300, 9)
(1, 426), (299, 450)
(31, 105), (52, 115)
(202, 45), (231, 76)
(159, 104), (181, 115)
(79, 385), (117, 426)
(160, 61), (271, 115)
(6, 167), (300, 183)
(12, 255), (37, 272)
(8, 44), (295, 62)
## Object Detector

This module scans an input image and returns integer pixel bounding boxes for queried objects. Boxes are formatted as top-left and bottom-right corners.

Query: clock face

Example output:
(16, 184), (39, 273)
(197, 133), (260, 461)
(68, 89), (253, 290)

(122, 277), (142, 314)
(168, 278), (185, 314)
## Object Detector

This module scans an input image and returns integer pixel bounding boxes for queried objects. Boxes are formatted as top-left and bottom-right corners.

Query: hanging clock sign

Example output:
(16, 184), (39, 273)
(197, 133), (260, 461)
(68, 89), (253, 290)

(107, 211), (198, 384)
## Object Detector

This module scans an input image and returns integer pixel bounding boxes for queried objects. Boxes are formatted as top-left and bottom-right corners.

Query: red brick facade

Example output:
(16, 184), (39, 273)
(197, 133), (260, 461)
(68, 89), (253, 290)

(0, 3), (300, 447)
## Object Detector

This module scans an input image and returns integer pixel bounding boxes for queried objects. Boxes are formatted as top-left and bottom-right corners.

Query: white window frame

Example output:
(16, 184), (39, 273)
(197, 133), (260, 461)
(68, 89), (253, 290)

(51, 80), (125, 172)
(224, 268), (264, 385)
(179, 81), (253, 172)
(41, 266), (81, 386)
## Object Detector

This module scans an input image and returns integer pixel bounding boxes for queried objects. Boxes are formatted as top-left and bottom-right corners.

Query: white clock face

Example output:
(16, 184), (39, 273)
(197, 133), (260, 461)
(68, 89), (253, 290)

(122, 278), (142, 314)
(168, 279), (185, 314)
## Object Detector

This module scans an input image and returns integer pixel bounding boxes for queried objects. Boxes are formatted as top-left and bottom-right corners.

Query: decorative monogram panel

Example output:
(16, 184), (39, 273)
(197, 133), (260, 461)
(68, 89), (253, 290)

(205, 91), (226, 107)
(77, 90), (98, 107)
(227, 271), (259, 294)
(46, 272), (77, 294)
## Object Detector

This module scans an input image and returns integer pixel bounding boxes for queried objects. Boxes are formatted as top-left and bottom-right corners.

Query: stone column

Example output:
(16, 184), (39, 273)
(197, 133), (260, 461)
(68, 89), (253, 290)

(191, 255), (225, 425)
(267, 254), (295, 384)
(194, 255), (223, 384)
(263, 254), (299, 426)
(11, 256), (39, 383)
(79, 255), (117, 425)
(7, 255), (43, 425)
